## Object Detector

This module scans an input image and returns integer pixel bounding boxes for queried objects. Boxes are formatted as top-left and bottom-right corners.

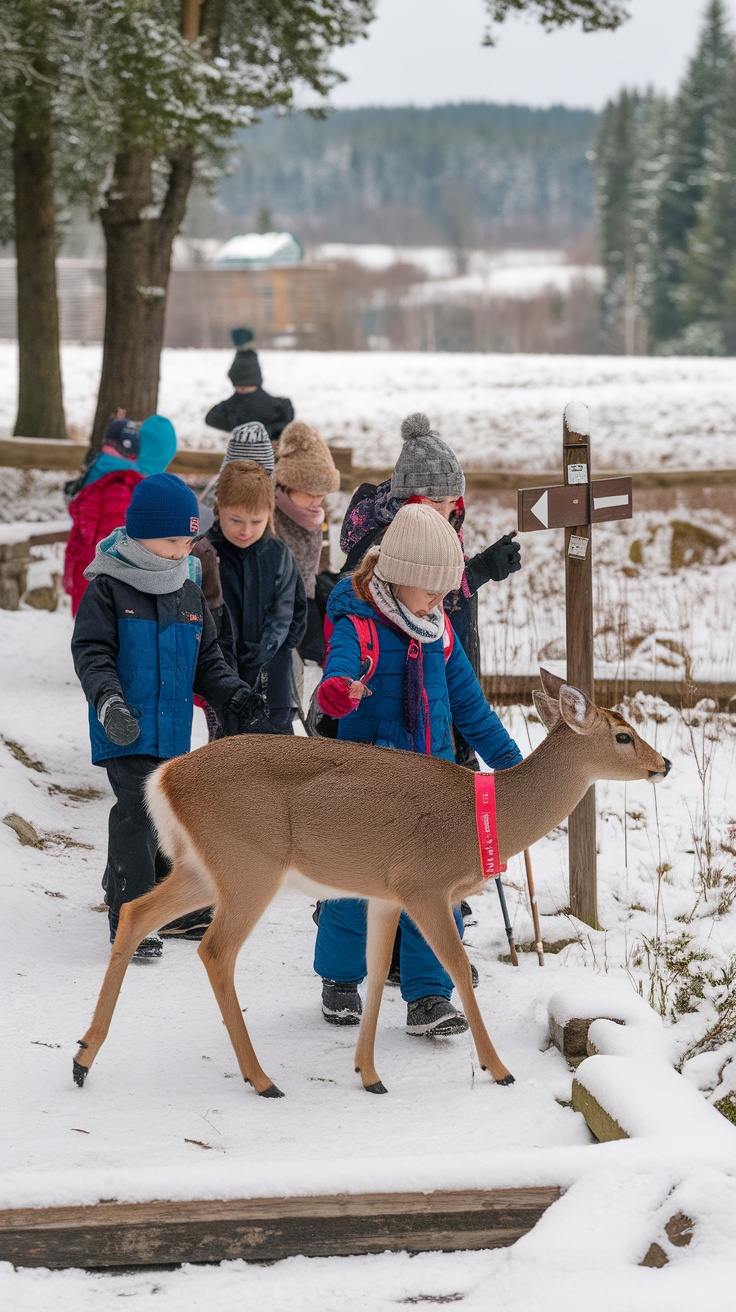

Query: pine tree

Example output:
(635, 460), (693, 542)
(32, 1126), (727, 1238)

(681, 36), (736, 352)
(594, 89), (666, 352)
(648, 0), (735, 347)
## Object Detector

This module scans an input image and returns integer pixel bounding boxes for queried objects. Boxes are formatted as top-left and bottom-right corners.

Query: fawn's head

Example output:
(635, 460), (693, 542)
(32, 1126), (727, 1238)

(533, 669), (671, 784)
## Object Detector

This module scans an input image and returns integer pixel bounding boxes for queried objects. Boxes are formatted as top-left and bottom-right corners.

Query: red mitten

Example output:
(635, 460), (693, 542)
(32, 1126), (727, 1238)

(317, 676), (360, 718)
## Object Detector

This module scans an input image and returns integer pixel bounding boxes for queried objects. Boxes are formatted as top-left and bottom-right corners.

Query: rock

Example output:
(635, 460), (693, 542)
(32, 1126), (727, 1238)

(24, 578), (59, 611)
(664, 1212), (694, 1248)
(640, 1242), (668, 1268)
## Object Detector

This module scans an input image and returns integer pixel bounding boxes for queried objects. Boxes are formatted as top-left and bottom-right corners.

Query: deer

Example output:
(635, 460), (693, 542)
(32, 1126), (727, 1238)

(72, 670), (670, 1098)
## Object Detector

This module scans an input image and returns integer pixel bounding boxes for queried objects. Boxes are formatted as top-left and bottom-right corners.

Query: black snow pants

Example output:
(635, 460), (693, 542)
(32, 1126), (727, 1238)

(101, 754), (169, 939)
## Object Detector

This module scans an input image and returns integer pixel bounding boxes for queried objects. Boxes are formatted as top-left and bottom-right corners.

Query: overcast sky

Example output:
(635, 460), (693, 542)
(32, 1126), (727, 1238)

(326, 0), (736, 111)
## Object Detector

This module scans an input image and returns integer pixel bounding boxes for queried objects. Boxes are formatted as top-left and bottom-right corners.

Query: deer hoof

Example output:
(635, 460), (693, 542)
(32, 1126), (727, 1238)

(364, 1080), (388, 1095)
(496, 1073), (515, 1086)
(72, 1060), (89, 1088)
(258, 1083), (285, 1099)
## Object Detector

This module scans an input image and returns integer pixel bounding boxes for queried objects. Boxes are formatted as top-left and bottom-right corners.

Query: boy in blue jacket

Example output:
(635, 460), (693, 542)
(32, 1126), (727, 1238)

(72, 473), (262, 958)
(314, 503), (522, 1036)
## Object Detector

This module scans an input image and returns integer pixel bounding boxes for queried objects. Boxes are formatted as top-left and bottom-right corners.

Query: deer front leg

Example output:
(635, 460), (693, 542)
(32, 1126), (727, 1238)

(354, 899), (401, 1094)
(73, 862), (210, 1086)
(197, 862), (286, 1098)
(401, 895), (514, 1086)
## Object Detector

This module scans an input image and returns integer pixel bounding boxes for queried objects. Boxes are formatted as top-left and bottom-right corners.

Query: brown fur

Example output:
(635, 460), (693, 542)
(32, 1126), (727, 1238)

(73, 672), (669, 1097)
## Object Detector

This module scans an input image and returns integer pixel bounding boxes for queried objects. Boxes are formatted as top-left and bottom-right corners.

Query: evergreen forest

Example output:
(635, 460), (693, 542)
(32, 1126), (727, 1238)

(594, 0), (736, 354)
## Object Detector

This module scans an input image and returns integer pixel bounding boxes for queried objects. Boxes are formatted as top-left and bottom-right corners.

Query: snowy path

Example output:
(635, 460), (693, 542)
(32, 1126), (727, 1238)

(0, 608), (590, 1207)
(2, 607), (736, 1308)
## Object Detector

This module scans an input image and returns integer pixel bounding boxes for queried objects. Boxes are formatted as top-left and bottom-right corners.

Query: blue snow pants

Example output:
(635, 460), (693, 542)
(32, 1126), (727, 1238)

(314, 900), (465, 1004)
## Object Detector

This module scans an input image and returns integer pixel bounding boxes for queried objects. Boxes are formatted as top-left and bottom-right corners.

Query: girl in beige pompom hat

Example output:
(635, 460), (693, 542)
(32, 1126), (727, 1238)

(274, 420), (340, 663)
(313, 503), (522, 1037)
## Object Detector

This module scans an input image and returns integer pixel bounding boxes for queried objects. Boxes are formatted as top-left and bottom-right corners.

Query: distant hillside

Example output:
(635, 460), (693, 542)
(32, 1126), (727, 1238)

(207, 103), (598, 248)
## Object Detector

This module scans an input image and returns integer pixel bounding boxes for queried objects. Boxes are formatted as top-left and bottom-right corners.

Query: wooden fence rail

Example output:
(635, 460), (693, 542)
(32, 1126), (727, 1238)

(1, 436), (735, 493)
(0, 1185), (561, 1269)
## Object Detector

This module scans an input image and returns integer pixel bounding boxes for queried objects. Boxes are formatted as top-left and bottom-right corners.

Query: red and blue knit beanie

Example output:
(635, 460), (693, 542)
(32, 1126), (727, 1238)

(126, 473), (200, 539)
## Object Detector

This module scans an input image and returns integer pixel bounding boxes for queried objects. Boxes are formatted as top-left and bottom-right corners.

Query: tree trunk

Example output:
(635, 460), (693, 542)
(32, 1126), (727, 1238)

(90, 145), (194, 452)
(12, 76), (66, 439)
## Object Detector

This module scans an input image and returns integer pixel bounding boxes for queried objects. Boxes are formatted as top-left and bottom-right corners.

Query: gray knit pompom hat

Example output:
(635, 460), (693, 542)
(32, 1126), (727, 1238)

(375, 503), (464, 594)
(390, 412), (465, 500)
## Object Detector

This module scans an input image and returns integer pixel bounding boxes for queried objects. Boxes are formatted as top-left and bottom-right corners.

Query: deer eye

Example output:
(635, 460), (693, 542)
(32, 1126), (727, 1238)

(615, 732), (632, 745)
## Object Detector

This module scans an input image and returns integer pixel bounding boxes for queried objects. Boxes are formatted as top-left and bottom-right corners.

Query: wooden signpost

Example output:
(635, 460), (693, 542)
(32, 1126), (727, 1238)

(517, 403), (633, 929)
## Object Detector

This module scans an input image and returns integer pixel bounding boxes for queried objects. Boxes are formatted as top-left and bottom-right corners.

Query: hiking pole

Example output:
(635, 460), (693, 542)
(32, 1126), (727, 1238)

(523, 848), (544, 966)
(494, 874), (518, 967)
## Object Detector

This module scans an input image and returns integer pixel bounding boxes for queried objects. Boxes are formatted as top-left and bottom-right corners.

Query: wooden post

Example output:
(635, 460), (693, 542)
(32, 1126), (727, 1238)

(563, 404), (599, 929)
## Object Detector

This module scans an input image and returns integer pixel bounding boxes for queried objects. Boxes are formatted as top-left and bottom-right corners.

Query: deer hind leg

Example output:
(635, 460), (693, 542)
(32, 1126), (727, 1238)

(73, 856), (212, 1087)
(354, 898), (401, 1094)
(400, 894), (514, 1086)
(197, 856), (286, 1098)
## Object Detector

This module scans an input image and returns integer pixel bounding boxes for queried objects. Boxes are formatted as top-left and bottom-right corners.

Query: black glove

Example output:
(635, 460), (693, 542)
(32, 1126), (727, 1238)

(99, 696), (140, 747)
(469, 533), (521, 587)
(226, 683), (269, 731)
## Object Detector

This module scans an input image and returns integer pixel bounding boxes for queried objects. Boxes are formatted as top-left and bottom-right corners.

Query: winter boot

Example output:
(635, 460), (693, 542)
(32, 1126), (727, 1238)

(406, 996), (468, 1036)
(321, 979), (362, 1026)
(132, 934), (164, 961)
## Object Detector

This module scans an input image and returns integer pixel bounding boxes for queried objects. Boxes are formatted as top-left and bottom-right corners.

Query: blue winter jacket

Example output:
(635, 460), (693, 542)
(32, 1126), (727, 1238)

(322, 578), (522, 769)
(72, 572), (244, 765)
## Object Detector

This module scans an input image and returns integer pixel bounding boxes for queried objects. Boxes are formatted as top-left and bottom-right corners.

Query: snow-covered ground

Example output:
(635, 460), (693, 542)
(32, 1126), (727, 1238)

(2, 345), (736, 473)
(2, 599), (736, 1307)
(2, 346), (736, 1304)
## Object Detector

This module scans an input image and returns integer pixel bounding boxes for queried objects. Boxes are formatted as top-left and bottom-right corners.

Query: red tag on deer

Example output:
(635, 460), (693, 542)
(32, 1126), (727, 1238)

(474, 772), (506, 879)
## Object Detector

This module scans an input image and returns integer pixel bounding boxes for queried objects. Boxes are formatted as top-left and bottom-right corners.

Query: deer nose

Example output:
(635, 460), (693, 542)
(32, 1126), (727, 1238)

(649, 757), (672, 778)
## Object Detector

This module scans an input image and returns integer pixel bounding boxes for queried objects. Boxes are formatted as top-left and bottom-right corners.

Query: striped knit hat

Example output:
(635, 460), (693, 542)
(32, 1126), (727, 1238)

(223, 422), (275, 475)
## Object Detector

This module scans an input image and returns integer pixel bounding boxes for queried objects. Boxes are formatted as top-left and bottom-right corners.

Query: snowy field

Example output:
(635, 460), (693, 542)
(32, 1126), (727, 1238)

(2, 343), (736, 474)
(2, 602), (736, 1307)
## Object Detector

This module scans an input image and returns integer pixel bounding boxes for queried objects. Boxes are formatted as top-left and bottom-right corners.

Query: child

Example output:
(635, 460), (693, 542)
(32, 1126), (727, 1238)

(273, 420), (340, 665)
(63, 414), (177, 615)
(341, 412), (521, 766)
(205, 327), (294, 442)
(71, 472), (262, 958)
(313, 503), (523, 1035)
(203, 460), (307, 736)
(198, 420), (275, 534)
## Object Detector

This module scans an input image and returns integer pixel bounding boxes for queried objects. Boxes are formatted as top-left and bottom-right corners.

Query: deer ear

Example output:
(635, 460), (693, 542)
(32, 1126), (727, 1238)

(533, 689), (561, 732)
(539, 667), (566, 699)
(559, 684), (598, 734)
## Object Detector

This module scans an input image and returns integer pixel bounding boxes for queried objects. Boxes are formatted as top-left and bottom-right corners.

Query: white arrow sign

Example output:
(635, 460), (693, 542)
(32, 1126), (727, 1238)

(530, 490), (549, 528)
(593, 493), (629, 511)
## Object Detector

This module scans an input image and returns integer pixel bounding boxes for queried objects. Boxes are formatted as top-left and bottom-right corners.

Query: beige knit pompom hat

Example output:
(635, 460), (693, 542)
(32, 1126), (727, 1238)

(274, 420), (340, 495)
(375, 504), (464, 594)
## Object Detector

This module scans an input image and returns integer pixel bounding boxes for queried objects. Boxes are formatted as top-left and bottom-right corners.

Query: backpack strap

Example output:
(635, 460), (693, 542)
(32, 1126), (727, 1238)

(442, 613), (455, 662)
(350, 615), (380, 680)
(322, 613), (379, 682)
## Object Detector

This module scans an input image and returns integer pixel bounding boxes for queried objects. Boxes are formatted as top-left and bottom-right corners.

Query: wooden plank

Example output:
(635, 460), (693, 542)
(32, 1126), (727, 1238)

(481, 674), (736, 710)
(571, 1080), (628, 1144)
(0, 1186), (561, 1269)
(2, 438), (734, 491)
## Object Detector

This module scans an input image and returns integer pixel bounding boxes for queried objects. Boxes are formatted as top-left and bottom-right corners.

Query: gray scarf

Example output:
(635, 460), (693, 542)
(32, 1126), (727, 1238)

(84, 528), (190, 594)
(369, 574), (444, 643)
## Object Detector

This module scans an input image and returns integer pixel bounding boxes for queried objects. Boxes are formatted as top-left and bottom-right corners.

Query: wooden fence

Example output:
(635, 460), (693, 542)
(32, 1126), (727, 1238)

(1, 435), (735, 493)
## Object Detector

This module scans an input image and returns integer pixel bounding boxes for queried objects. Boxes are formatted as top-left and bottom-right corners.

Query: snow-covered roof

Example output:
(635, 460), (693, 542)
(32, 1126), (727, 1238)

(211, 231), (303, 266)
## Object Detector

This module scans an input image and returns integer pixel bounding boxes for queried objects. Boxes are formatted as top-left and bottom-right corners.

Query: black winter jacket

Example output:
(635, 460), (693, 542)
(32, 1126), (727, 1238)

(207, 526), (307, 712)
(205, 389), (294, 441)
(72, 574), (246, 764)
